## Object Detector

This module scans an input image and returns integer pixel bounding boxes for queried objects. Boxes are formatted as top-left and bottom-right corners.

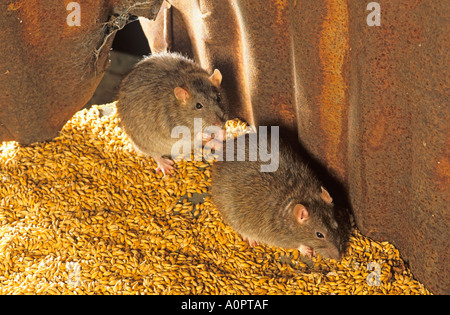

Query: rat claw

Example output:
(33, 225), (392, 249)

(203, 139), (224, 151)
(299, 245), (315, 258)
(155, 165), (174, 176)
(200, 130), (226, 150)
(243, 237), (260, 247)
(154, 157), (175, 176)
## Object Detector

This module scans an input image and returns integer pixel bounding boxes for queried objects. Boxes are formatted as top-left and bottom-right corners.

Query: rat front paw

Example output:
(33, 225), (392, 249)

(199, 130), (225, 150)
(243, 237), (260, 248)
(203, 139), (224, 151)
(154, 157), (175, 176)
(299, 245), (316, 258)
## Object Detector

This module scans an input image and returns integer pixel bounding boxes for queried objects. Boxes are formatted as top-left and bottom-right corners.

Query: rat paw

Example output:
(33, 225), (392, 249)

(243, 237), (260, 248)
(203, 139), (224, 151)
(200, 131), (225, 150)
(154, 157), (175, 176)
(299, 245), (316, 258)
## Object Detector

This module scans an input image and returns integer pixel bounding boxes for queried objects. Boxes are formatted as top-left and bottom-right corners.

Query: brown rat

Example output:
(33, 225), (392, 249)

(210, 129), (347, 260)
(116, 52), (228, 175)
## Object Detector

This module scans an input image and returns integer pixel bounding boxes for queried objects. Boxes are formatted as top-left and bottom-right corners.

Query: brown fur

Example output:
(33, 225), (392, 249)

(211, 131), (345, 260)
(116, 52), (228, 159)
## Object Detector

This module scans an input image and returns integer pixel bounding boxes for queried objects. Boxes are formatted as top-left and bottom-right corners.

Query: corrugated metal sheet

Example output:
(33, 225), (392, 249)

(0, 0), (163, 144)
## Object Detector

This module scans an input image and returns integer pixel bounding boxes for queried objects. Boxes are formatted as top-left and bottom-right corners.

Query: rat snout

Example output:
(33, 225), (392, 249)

(329, 247), (342, 261)
(206, 113), (227, 142)
(215, 112), (227, 127)
(214, 104), (228, 123)
(316, 244), (342, 261)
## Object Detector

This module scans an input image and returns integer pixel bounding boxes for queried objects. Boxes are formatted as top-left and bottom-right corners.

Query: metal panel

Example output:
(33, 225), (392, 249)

(0, 0), (163, 144)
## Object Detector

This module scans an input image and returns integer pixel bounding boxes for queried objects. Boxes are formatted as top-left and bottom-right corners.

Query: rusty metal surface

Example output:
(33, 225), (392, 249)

(346, 0), (449, 295)
(139, 1), (172, 53)
(0, 0), (163, 144)
(0, 0), (448, 293)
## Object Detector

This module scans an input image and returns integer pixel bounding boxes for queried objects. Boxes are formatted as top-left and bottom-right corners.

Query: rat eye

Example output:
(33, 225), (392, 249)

(316, 232), (325, 239)
(196, 103), (204, 110)
(216, 94), (221, 102)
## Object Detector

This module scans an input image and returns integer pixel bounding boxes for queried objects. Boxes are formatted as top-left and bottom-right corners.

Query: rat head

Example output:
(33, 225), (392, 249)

(293, 187), (343, 260)
(173, 69), (228, 141)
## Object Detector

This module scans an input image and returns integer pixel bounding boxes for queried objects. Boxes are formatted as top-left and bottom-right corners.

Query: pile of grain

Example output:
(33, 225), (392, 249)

(0, 103), (430, 294)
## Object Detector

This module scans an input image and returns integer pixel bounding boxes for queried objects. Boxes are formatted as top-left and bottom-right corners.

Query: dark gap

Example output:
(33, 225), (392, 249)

(86, 19), (150, 108)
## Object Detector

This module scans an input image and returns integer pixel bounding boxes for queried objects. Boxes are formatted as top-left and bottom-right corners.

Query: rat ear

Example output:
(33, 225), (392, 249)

(294, 204), (309, 225)
(174, 87), (190, 104)
(320, 186), (333, 204)
(209, 69), (222, 87)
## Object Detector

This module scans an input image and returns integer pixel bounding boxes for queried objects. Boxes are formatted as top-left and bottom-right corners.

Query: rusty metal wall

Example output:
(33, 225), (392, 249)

(346, 0), (449, 294)
(0, 0), (448, 293)
(0, 0), (163, 144)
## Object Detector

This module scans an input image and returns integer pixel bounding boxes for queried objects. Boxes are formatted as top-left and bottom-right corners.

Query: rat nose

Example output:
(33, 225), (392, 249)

(317, 246), (342, 261)
(214, 113), (227, 127)
(222, 111), (229, 121)
(329, 246), (342, 260)
(216, 107), (228, 122)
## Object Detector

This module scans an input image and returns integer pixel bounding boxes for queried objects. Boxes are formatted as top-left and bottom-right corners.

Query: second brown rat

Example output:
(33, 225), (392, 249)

(117, 52), (228, 175)
(211, 130), (347, 260)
